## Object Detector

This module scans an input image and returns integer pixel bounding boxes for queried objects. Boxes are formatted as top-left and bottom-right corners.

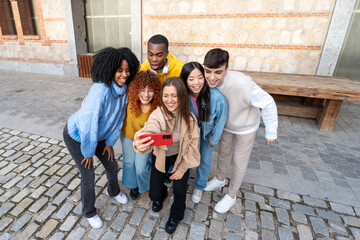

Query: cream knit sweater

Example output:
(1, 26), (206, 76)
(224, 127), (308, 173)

(219, 71), (261, 133)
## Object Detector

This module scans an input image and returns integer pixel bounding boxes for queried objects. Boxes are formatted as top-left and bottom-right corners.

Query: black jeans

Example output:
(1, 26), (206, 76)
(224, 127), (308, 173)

(63, 125), (120, 218)
(149, 153), (190, 221)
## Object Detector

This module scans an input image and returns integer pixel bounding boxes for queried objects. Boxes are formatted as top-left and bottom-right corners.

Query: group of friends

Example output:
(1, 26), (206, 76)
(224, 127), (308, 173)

(63, 34), (278, 234)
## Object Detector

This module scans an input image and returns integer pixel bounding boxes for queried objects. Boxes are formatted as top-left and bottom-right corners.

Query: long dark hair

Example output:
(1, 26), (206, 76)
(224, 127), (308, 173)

(90, 47), (140, 87)
(180, 62), (210, 122)
(160, 77), (194, 128)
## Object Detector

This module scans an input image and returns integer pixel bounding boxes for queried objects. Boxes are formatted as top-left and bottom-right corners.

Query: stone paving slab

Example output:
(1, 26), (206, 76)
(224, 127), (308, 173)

(0, 127), (359, 239)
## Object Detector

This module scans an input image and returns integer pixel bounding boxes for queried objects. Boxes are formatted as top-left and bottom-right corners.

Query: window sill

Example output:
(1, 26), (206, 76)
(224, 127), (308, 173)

(24, 35), (40, 40)
(2, 35), (18, 40)
(2, 35), (40, 40)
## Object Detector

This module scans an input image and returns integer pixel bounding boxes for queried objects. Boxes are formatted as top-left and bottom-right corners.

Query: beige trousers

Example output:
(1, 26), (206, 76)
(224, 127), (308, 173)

(215, 130), (256, 197)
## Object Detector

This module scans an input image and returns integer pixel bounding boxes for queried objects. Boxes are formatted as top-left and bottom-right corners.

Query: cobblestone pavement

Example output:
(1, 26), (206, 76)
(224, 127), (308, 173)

(0, 127), (360, 239)
(0, 70), (360, 239)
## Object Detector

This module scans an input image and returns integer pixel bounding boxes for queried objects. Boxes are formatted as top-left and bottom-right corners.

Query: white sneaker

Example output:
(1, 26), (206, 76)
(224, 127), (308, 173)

(86, 214), (103, 228)
(192, 189), (203, 203)
(204, 177), (225, 191)
(107, 190), (128, 204)
(214, 194), (236, 213)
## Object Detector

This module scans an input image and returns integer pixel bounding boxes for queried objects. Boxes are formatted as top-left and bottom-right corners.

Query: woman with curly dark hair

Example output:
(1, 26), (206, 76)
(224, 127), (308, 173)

(63, 47), (139, 228)
(120, 70), (161, 200)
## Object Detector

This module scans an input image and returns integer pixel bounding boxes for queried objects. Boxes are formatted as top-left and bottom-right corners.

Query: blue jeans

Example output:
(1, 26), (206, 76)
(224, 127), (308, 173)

(120, 133), (151, 193)
(194, 129), (214, 190)
(63, 125), (120, 218)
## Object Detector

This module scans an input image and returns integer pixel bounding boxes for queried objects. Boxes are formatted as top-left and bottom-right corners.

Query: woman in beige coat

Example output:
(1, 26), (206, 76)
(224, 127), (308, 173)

(133, 77), (200, 234)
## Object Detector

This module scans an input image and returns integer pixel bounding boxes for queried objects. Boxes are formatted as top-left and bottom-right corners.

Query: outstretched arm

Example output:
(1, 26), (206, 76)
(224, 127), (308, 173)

(133, 110), (162, 154)
(133, 134), (154, 153)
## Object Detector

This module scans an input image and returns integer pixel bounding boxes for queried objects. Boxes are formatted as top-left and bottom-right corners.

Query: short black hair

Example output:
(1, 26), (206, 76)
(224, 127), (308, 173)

(90, 47), (140, 87)
(203, 48), (229, 68)
(180, 62), (210, 122)
(148, 34), (169, 50)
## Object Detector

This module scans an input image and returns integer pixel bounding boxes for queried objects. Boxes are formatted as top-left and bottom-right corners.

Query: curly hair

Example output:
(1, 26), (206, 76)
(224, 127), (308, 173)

(90, 47), (140, 87)
(128, 70), (161, 117)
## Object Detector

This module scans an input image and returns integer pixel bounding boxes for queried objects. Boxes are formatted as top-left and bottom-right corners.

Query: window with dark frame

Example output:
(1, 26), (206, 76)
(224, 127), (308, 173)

(0, 0), (17, 35)
(0, 0), (38, 36)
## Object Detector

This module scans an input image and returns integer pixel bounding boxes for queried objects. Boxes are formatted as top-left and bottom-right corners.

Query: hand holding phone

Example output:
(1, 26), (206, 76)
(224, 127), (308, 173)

(140, 133), (173, 146)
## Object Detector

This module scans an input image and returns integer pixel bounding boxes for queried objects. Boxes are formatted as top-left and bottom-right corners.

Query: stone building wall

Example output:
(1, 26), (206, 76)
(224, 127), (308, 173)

(142, 0), (336, 75)
(0, 0), (76, 75)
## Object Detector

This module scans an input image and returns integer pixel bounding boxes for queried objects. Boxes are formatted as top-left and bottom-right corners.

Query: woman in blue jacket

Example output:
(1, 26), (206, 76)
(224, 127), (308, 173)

(180, 62), (228, 203)
(63, 47), (139, 228)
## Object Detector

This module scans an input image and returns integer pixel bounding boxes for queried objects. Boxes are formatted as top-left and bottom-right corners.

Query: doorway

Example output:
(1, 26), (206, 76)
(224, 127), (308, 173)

(78, 0), (141, 77)
(85, 0), (131, 52)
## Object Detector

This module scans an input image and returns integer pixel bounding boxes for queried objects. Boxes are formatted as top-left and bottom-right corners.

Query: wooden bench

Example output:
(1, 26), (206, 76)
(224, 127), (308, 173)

(240, 71), (360, 132)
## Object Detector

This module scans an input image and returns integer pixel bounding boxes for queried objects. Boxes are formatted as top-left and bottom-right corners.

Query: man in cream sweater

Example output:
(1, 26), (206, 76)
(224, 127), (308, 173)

(203, 48), (278, 213)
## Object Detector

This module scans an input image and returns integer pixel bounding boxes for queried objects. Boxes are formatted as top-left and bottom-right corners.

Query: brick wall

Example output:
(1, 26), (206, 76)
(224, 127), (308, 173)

(142, 0), (336, 75)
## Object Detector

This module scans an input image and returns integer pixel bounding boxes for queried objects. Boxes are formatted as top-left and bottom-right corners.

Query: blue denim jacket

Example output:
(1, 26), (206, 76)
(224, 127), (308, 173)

(189, 88), (228, 146)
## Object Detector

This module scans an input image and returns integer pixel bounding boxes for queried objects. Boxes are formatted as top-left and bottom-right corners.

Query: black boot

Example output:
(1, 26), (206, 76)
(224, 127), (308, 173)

(152, 200), (163, 212)
(152, 188), (168, 212)
(130, 187), (139, 200)
(165, 217), (179, 234)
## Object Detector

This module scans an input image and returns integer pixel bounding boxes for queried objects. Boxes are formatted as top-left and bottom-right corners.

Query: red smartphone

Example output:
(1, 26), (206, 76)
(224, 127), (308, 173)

(140, 133), (173, 146)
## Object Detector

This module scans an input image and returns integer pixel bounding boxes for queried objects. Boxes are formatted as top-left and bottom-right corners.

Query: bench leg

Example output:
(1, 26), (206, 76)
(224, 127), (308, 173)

(317, 99), (343, 131)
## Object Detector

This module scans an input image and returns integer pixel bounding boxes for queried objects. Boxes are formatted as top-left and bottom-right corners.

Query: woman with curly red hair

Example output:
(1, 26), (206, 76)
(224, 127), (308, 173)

(120, 70), (161, 200)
